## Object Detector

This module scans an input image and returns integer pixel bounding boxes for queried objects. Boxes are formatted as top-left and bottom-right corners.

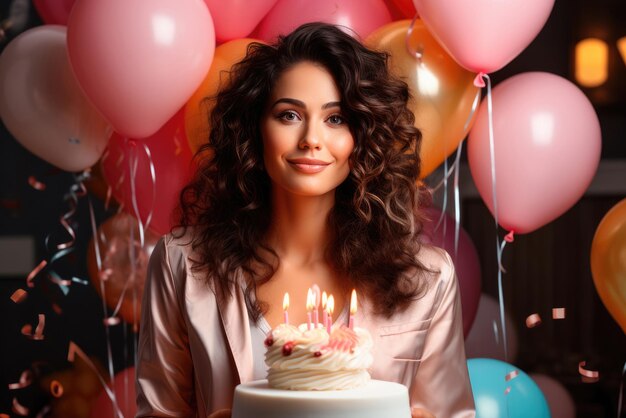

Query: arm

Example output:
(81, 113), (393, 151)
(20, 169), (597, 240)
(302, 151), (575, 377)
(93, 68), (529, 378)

(136, 237), (196, 417)
(409, 252), (476, 418)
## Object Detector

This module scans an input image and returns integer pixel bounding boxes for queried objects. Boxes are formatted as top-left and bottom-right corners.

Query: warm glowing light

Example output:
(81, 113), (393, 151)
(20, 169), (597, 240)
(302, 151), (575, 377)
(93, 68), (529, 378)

(618, 37), (626, 66)
(530, 112), (555, 146)
(575, 38), (608, 87)
(151, 14), (176, 46)
(417, 64), (440, 96)
(322, 291), (328, 309)
(327, 295), (335, 315)
(306, 288), (314, 311)
(349, 289), (357, 315)
(283, 293), (289, 311)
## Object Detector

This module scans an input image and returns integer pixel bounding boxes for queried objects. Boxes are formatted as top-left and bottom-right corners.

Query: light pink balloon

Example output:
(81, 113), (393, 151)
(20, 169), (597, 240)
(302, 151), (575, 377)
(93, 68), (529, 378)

(465, 294), (519, 362)
(420, 207), (481, 337)
(468, 72), (601, 234)
(67, 0), (215, 139)
(204, 0), (278, 42)
(412, 0), (554, 73)
(530, 373), (576, 418)
(90, 367), (136, 418)
(33, 0), (76, 25)
(0, 25), (111, 172)
(254, 0), (392, 43)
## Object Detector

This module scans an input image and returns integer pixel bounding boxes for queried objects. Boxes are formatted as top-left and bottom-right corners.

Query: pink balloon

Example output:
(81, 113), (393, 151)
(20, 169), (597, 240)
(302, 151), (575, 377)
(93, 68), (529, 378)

(420, 207), (481, 337)
(468, 72), (601, 234)
(465, 294), (519, 362)
(530, 374), (576, 418)
(102, 109), (195, 236)
(204, 0), (278, 42)
(412, 0), (554, 73)
(254, 0), (392, 43)
(33, 0), (76, 25)
(90, 367), (136, 418)
(67, 0), (215, 139)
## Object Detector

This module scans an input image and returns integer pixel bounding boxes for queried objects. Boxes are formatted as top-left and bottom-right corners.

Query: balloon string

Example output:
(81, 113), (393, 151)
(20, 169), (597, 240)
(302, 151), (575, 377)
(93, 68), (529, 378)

(453, 141), (463, 258)
(67, 342), (124, 418)
(618, 360), (626, 418)
(405, 14), (422, 60)
(128, 142), (145, 247)
(87, 196), (119, 412)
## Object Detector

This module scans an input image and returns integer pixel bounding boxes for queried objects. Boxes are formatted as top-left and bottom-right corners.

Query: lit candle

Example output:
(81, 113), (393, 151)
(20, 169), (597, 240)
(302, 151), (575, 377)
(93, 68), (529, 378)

(322, 291), (328, 330)
(348, 289), (357, 329)
(306, 288), (314, 330)
(283, 293), (290, 325)
(312, 284), (321, 327)
(326, 295), (335, 334)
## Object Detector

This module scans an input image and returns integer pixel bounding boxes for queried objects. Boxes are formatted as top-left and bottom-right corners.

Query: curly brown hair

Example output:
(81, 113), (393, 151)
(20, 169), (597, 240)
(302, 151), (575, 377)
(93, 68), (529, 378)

(176, 22), (434, 319)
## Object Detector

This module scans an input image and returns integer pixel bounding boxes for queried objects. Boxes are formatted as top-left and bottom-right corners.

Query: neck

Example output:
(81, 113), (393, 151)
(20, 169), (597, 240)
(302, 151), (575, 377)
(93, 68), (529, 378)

(265, 188), (335, 266)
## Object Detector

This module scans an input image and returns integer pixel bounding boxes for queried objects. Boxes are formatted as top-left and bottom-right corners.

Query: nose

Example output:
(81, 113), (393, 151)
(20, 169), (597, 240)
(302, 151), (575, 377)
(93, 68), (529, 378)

(299, 121), (322, 150)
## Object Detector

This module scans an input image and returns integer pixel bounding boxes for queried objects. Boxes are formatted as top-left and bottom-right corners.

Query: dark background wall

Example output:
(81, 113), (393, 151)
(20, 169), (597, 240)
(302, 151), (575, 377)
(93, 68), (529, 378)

(0, 0), (624, 417)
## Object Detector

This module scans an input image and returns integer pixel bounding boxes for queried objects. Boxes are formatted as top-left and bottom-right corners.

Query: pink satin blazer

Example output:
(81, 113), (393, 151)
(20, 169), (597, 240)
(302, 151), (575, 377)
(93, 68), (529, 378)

(136, 231), (475, 418)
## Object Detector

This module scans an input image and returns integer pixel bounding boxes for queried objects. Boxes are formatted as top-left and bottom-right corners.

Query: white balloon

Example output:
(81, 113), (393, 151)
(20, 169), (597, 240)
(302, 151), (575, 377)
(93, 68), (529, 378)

(465, 293), (518, 362)
(0, 25), (111, 172)
(530, 373), (576, 418)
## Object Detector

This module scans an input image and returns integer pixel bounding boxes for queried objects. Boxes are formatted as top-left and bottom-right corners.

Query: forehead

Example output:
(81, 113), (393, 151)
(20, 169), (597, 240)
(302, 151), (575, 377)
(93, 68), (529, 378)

(269, 61), (341, 102)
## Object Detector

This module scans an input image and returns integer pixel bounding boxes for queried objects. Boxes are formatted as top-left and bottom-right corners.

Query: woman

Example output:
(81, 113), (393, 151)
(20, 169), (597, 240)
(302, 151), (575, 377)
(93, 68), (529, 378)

(136, 22), (475, 418)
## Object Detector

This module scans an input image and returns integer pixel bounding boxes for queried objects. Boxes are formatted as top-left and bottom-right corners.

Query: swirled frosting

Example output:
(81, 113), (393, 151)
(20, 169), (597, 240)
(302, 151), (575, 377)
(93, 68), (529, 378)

(264, 324), (373, 390)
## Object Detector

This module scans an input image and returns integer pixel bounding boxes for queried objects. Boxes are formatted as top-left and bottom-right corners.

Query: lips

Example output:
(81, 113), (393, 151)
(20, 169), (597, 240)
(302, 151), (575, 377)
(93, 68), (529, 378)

(286, 158), (331, 174)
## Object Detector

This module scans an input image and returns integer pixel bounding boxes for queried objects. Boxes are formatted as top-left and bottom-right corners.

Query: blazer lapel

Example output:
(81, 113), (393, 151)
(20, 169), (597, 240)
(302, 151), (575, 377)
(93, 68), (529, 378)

(215, 275), (254, 385)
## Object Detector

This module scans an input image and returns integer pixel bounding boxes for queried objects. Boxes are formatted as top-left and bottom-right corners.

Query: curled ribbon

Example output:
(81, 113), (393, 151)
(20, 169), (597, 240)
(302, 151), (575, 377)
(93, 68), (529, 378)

(10, 289), (27, 303)
(8, 370), (32, 390)
(525, 313), (542, 328)
(579, 361), (600, 383)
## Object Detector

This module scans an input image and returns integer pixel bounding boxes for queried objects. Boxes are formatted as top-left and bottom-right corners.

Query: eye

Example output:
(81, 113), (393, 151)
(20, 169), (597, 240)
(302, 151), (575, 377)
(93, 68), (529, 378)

(327, 114), (345, 125)
(277, 110), (301, 122)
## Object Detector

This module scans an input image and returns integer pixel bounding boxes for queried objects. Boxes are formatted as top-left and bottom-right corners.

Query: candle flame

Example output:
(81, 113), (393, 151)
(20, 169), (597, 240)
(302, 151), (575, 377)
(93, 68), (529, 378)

(322, 291), (328, 309)
(312, 284), (321, 308)
(350, 289), (357, 315)
(306, 288), (314, 311)
(327, 295), (335, 315)
(283, 293), (289, 311)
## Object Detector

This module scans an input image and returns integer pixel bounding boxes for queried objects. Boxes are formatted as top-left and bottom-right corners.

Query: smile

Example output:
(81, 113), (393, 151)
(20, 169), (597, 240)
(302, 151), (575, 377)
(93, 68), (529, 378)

(287, 158), (331, 174)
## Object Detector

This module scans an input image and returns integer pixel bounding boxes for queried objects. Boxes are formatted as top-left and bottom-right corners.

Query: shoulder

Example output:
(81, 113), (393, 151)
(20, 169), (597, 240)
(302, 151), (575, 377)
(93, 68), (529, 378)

(416, 244), (455, 287)
(150, 227), (200, 276)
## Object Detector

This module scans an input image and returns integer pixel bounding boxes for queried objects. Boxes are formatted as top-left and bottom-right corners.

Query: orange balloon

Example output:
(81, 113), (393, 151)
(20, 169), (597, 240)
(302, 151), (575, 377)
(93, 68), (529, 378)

(591, 198), (626, 334)
(185, 38), (264, 154)
(365, 20), (480, 178)
(87, 213), (160, 326)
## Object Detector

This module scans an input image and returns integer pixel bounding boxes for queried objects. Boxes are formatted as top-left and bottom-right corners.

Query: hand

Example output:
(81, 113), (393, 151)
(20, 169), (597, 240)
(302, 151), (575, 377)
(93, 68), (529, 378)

(208, 409), (231, 418)
(411, 407), (436, 418)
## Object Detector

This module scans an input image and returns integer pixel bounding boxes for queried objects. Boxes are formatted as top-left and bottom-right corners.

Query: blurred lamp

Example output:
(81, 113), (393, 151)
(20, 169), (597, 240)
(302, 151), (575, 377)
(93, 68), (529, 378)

(618, 36), (626, 66)
(575, 38), (608, 87)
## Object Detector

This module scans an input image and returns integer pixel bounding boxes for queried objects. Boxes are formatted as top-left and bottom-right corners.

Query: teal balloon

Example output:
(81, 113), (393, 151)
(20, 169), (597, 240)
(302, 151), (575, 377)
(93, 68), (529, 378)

(467, 358), (551, 418)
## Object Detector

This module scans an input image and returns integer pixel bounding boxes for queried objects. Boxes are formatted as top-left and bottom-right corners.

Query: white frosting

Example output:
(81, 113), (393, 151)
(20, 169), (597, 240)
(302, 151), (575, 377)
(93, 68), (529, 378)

(264, 323), (373, 390)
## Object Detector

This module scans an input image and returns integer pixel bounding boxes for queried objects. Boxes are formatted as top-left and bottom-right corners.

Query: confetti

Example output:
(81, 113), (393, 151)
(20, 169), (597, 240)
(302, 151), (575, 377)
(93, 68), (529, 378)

(21, 314), (45, 340)
(525, 313), (542, 328)
(579, 361), (600, 383)
(26, 260), (47, 288)
(10, 289), (27, 304)
(552, 308), (566, 319)
(505, 370), (519, 381)
(50, 380), (64, 398)
(27, 176), (46, 191)
(11, 398), (28, 416)
(8, 371), (32, 390)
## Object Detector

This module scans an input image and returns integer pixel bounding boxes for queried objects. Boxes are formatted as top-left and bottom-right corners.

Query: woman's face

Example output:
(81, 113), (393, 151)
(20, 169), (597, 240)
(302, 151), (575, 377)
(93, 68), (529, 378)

(261, 61), (354, 198)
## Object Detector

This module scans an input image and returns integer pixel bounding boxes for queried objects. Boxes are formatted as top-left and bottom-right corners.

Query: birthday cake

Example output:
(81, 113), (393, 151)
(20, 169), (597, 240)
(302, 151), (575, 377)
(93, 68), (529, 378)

(231, 323), (411, 418)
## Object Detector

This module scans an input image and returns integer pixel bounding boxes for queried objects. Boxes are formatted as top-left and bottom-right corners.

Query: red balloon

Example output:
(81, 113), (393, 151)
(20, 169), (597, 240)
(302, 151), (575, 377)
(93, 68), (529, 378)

(420, 207), (481, 337)
(385, 0), (417, 19)
(254, 0), (392, 42)
(90, 367), (136, 418)
(102, 108), (195, 236)
(33, 0), (76, 25)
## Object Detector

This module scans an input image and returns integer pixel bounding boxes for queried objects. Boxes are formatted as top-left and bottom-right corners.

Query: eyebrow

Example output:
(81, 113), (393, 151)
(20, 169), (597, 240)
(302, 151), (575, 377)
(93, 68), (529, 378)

(271, 98), (341, 110)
